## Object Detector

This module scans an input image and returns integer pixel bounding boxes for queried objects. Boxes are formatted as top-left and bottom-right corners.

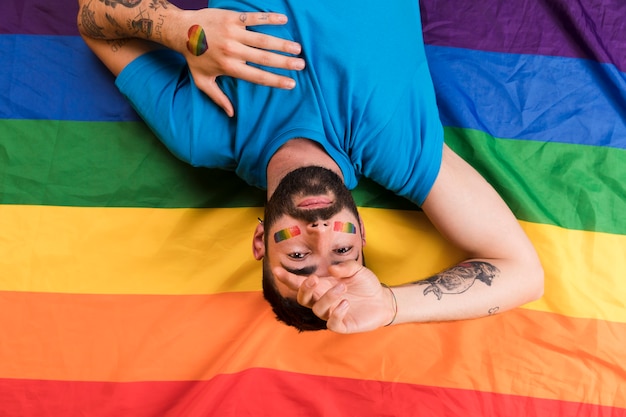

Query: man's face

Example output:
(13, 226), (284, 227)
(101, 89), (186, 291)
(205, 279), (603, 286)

(263, 167), (365, 298)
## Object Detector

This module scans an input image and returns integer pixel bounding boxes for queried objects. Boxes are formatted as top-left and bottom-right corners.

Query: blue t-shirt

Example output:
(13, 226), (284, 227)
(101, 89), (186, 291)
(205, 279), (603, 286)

(115, 0), (443, 206)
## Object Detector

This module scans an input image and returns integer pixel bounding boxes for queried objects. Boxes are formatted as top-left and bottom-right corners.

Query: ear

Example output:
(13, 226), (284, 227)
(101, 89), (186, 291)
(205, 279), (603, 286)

(358, 213), (366, 247)
(252, 222), (265, 260)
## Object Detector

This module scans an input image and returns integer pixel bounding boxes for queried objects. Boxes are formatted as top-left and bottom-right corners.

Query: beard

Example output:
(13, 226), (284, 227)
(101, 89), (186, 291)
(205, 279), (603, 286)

(264, 166), (359, 229)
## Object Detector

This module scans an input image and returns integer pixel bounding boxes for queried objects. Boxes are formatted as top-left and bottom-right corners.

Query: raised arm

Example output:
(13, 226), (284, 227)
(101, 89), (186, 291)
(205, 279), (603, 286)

(393, 144), (544, 321)
(76, 0), (304, 116)
(278, 144), (544, 333)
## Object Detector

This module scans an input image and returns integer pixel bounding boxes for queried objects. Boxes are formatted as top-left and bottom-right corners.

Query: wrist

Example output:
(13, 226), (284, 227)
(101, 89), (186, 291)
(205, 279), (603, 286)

(152, 5), (189, 52)
(381, 283), (398, 327)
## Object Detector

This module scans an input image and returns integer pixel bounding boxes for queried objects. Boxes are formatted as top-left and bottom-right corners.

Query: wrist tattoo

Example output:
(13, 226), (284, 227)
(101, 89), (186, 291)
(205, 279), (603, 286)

(414, 261), (500, 300)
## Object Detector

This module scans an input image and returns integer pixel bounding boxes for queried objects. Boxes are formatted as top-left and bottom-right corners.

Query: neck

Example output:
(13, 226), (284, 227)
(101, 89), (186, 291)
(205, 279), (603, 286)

(266, 138), (343, 199)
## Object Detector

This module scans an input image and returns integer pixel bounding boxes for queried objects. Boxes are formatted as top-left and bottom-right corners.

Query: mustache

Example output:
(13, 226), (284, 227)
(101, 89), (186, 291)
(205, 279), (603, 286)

(285, 204), (341, 224)
(264, 166), (358, 228)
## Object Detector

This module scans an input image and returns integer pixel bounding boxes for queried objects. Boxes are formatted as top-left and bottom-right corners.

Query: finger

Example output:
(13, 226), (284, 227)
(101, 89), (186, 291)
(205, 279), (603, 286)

(272, 266), (305, 291)
(229, 63), (298, 90)
(328, 260), (364, 279)
(240, 40), (305, 71)
(241, 30), (302, 56)
(296, 275), (319, 307)
(311, 283), (346, 320)
(325, 299), (350, 334)
(198, 79), (235, 117)
(236, 12), (289, 27)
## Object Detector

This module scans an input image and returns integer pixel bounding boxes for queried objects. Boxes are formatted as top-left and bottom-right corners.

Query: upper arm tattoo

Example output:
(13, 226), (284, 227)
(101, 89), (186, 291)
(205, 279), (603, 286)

(413, 261), (500, 300)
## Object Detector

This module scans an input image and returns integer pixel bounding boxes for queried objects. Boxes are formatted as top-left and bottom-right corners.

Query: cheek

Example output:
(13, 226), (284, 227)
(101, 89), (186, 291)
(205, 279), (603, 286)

(276, 281), (299, 299)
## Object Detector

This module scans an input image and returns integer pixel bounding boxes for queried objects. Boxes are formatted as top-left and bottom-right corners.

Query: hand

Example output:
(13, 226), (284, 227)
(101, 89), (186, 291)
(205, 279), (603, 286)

(178, 9), (305, 116)
(275, 261), (396, 334)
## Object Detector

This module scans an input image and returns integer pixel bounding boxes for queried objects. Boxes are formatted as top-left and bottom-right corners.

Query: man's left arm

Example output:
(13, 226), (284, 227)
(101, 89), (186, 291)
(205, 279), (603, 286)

(390, 144), (544, 323)
(290, 144), (544, 333)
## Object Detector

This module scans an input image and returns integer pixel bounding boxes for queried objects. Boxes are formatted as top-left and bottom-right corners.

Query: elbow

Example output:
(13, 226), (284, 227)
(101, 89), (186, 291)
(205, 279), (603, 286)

(532, 266), (545, 302)
(526, 255), (545, 303)
(76, 6), (85, 38)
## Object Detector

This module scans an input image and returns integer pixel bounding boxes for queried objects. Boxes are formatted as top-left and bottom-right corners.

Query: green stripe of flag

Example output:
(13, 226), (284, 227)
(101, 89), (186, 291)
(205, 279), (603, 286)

(2, 119), (624, 234)
(445, 127), (626, 235)
(0, 119), (262, 208)
(0, 119), (411, 210)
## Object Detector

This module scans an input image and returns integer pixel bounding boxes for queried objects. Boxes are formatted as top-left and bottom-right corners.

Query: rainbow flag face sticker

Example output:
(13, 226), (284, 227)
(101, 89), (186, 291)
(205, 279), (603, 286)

(186, 25), (208, 56)
(274, 226), (301, 243)
(333, 222), (357, 234)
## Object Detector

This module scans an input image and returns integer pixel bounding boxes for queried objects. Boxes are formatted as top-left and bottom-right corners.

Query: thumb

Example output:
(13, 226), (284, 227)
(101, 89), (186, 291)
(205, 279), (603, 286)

(272, 266), (305, 291)
(197, 78), (235, 117)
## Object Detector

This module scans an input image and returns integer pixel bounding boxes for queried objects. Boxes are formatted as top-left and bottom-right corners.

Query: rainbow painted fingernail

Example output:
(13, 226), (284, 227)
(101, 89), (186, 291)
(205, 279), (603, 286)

(186, 25), (208, 56)
(274, 226), (301, 243)
(333, 222), (357, 234)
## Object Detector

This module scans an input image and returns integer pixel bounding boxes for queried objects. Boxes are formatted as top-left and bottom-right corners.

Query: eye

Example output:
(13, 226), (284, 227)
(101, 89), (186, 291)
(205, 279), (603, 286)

(334, 246), (353, 255)
(288, 252), (308, 259)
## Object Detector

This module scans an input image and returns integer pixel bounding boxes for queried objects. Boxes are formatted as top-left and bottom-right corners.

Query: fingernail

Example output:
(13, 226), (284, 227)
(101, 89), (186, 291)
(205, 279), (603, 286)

(294, 59), (305, 70)
(290, 44), (301, 55)
(285, 79), (296, 89)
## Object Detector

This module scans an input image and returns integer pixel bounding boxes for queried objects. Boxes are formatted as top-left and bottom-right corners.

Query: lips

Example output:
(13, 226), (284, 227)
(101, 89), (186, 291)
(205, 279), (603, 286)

(296, 197), (333, 209)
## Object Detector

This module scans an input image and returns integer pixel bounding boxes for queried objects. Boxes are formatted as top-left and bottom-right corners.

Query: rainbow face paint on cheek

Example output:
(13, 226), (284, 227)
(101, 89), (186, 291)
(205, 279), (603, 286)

(274, 226), (301, 243)
(186, 25), (208, 56)
(333, 222), (357, 234)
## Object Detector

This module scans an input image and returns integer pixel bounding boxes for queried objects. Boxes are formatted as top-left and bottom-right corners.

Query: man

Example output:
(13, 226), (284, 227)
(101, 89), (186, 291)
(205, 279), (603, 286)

(77, 0), (544, 334)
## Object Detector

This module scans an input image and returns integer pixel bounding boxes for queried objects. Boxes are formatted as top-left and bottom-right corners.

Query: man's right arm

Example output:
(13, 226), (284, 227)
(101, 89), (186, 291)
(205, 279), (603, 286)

(76, 0), (304, 116)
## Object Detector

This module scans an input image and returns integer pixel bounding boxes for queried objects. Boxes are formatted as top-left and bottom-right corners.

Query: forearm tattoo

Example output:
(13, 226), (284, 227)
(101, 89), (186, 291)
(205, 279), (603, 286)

(97, 0), (142, 8)
(79, 0), (169, 42)
(414, 261), (500, 301)
(148, 0), (169, 11)
(80, 2), (106, 38)
(127, 8), (154, 38)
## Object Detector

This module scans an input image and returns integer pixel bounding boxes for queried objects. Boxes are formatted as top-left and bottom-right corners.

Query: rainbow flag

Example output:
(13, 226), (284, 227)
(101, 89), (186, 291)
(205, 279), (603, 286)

(1, 0), (624, 415)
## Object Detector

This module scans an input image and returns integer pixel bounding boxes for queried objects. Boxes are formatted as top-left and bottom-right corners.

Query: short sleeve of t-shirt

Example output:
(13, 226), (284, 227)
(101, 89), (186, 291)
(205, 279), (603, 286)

(115, 49), (236, 170)
(357, 62), (444, 207)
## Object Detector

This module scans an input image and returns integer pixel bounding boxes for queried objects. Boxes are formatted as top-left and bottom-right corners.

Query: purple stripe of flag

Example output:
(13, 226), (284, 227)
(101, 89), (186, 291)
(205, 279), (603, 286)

(4, 0), (626, 73)
(420, 0), (626, 72)
(0, 0), (207, 36)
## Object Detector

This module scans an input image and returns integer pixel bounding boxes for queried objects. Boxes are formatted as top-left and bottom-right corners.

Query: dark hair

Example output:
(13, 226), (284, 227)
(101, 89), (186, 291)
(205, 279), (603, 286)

(262, 256), (328, 331)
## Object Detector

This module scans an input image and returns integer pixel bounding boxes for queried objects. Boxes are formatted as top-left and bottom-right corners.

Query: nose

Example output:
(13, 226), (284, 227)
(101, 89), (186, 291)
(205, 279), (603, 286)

(308, 221), (330, 230)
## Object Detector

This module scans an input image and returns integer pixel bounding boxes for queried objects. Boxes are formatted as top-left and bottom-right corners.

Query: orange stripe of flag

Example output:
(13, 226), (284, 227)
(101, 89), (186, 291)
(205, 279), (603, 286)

(1, 290), (624, 408)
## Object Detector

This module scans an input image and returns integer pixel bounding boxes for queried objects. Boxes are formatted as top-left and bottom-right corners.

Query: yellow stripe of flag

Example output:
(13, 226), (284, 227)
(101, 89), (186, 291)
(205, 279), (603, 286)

(1, 205), (624, 323)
